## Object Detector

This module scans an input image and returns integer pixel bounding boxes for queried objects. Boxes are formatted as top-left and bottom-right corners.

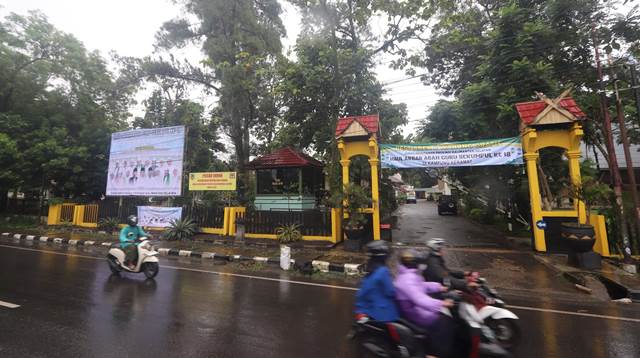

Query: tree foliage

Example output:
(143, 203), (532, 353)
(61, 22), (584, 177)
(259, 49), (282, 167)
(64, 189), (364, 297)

(414, 0), (640, 224)
(0, 11), (134, 204)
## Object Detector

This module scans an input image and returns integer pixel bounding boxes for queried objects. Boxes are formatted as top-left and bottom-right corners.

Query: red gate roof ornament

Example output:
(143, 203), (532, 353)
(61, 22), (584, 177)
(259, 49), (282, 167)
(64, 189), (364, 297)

(335, 114), (379, 139)
(515, 89), (586, 129)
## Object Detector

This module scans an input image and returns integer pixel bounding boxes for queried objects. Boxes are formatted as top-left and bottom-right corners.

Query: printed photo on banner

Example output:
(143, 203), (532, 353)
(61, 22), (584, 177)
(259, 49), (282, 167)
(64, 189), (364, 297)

(137, 206), (183, 228)
(380, 137), (524, 169)
(106, 126), (185, 196)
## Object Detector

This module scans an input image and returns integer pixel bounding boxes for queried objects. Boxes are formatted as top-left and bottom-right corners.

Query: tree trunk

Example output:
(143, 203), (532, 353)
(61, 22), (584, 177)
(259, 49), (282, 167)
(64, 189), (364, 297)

(0, 188), (8, 213)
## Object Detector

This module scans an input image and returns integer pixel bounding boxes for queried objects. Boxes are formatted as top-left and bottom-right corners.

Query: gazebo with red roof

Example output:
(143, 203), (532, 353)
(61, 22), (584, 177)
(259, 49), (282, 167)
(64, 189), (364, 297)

(248, 147), (324, 211)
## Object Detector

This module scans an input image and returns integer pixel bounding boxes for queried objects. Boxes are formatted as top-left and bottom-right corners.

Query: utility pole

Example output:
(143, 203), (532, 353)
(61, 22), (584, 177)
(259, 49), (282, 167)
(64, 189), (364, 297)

(592, 25), (633, 262)
(611, 57), (640, 251)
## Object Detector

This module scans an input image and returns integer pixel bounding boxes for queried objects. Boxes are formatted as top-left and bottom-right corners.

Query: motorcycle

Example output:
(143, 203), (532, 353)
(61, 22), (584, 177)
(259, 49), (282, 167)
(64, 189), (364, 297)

(461, 276), (521, 349)
(107, 236), (159, 278)
(350, 293), (511, 358)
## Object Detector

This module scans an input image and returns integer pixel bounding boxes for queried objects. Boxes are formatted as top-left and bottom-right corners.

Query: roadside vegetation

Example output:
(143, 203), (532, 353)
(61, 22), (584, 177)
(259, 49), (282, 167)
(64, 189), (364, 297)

(2, 1), (640, 253)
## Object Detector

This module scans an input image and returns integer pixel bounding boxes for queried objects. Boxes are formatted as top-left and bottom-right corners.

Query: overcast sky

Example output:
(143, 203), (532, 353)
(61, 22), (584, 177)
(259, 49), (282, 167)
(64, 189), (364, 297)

(9, 0), (595, 139)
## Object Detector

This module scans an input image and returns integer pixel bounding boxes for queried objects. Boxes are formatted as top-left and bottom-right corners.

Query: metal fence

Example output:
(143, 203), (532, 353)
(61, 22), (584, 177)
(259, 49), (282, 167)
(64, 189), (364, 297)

(241, 209), (332, 236)
(83, 204), (99, 224)
(60, 204), (76, 222)
(97, 198), (147, 222)
(97, 199), (226, 229)
(183, 206), (225, 228)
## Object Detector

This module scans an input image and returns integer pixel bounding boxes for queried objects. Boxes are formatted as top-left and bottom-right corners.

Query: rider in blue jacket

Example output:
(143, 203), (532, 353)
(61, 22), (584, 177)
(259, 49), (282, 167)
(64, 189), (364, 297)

(355, 241), (399, 322)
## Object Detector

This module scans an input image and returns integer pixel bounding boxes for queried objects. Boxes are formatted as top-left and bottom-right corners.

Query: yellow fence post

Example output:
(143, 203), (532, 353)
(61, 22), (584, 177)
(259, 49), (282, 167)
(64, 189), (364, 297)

(330, 208), (344, 244)
(591, 214), (610, 257)
(228, 207), (236, 236)
(223, 207), (230, 236)
(47, 204), (62, 225)
(73, 205), (85, 226)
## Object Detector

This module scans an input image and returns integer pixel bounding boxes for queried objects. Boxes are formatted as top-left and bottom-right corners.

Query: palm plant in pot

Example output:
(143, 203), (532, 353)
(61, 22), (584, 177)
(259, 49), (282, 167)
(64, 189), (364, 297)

(562, 174), (612, 253)
(329, 183), (372, 250)
(275, 223), (302, 270)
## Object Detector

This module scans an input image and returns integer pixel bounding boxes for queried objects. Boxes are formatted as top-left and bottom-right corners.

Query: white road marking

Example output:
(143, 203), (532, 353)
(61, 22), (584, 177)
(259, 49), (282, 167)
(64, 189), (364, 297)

(0, 299), (20, 309)
(2, 243), (640, 324)
(506, 304), (640, 323)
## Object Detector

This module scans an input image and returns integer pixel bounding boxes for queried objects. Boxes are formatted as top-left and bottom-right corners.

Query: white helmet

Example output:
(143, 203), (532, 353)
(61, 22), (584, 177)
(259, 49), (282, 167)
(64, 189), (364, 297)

(427, 238), (446, 253)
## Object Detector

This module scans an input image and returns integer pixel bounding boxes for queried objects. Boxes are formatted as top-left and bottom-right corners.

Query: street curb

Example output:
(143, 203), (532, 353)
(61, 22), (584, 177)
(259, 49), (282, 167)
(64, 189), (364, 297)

(0, 232), (364, 275)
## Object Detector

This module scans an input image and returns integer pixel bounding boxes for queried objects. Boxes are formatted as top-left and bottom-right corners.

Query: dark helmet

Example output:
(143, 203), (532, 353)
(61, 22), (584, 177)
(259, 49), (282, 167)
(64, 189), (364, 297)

(127, 215), (138, 227)
(365, 240), (390, 258)
(399, 249), (427, 269)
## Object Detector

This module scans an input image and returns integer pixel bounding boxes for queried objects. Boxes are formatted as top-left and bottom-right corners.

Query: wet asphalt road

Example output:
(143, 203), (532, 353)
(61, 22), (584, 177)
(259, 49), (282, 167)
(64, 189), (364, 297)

(1, 202), (640, 357)
(392, 200), (512, 248)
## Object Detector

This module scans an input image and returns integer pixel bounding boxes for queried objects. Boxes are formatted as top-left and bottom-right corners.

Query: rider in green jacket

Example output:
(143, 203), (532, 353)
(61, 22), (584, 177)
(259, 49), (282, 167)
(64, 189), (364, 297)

(119, 215), (149, 269)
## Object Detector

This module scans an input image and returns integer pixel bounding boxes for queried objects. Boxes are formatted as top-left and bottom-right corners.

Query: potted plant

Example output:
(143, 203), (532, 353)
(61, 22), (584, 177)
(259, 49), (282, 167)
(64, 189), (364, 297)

(328, 183), (371, 250)
(275, 223), (302, 270)
(562, 174), (612, 253)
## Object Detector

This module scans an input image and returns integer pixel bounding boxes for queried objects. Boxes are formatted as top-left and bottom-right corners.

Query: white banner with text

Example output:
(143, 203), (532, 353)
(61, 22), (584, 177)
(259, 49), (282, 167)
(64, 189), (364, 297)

(381, 137), (523, 169)
(137, 206), (183, 227)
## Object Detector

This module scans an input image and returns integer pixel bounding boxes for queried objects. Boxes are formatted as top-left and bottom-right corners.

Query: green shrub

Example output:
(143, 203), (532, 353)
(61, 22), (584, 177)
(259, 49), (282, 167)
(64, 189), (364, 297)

(468, 208), (484, 222)
(58, 220), (74, 229)
(163, 217), (198, 241)
(275, 223), (302, 245)
(98, 217), (121, 234)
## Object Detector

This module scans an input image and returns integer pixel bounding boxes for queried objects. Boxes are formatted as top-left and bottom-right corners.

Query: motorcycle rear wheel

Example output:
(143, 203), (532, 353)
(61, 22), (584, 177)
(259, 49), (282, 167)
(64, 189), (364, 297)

(486, 318), (520, 349)
(354, 335), (396, 358)
(143, 262), (159, 279)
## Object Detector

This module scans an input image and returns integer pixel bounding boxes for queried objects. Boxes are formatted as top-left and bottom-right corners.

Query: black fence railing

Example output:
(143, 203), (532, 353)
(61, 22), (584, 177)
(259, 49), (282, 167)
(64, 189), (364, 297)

(97, 198), (149, 223)
(97, 199), (226, 229)
(183, 206), (225, 228)
(240, 209), (332, 237)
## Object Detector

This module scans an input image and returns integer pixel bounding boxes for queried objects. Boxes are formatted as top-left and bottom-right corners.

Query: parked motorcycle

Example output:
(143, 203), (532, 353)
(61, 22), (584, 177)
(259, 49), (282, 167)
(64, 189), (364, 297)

(107, 237), (159, 278)
(350, 293), (511, 358)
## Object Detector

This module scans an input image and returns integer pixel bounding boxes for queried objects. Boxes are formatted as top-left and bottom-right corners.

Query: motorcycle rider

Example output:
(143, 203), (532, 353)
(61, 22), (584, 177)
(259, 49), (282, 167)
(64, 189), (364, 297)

(119, 215), (149, 270)
(354, 240), (399, 323)
(394, 249), (456, 358)
(423, 238), (478, 292)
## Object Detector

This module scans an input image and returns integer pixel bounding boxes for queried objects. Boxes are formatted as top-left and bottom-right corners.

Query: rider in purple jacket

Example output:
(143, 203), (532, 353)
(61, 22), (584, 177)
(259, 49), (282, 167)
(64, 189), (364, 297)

(394, 249), (455, 358)
(394, 262), (447, 327)
(394, 250), (449, 327)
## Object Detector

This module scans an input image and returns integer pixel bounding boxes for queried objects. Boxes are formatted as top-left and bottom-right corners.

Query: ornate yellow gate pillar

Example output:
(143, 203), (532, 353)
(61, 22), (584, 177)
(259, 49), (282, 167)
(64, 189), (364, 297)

(335, 115), (381, 241)
(523, 149), (546, 252)
(516, 92), (589, 252)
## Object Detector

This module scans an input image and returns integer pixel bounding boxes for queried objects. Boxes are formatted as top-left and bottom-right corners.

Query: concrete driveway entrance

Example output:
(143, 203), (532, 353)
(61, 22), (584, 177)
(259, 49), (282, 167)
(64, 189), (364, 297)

(392, 200), (508, 248)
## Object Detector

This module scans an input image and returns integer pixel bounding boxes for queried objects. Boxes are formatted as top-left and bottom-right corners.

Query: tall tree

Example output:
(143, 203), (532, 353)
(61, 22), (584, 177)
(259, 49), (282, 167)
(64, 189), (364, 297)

(278, 0), (415, 156)
(154, 0), (285, 202)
